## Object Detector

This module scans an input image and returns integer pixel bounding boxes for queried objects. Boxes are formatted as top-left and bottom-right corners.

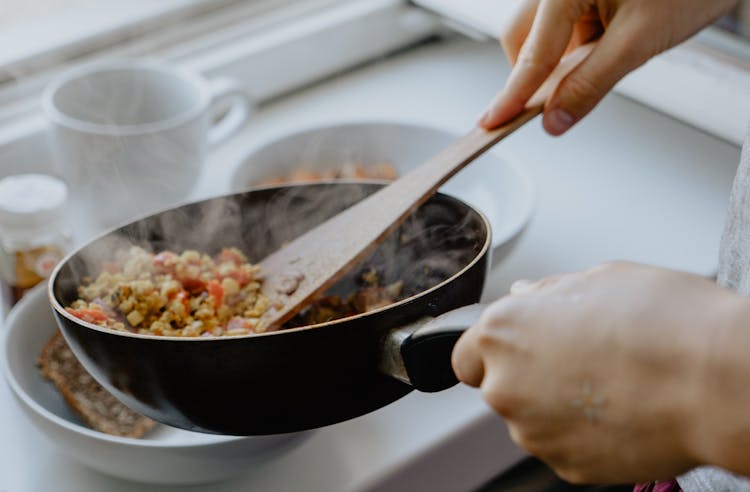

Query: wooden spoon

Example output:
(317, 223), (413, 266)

(256, 44), (594, 332)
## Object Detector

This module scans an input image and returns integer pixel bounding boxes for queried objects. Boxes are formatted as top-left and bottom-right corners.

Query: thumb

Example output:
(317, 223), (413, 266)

(543, 16), (651, 135)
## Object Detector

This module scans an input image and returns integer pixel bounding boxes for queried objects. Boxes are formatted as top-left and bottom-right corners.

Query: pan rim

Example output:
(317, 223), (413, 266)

(49, 180), (491, 341)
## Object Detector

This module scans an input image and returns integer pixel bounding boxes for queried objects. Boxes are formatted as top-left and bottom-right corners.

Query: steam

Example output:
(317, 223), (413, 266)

(49, 78), (485, 320)
(55, 181), (485, 322)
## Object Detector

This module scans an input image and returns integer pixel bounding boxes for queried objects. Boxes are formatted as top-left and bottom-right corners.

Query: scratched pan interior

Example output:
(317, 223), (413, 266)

(50, 181), (490, 435)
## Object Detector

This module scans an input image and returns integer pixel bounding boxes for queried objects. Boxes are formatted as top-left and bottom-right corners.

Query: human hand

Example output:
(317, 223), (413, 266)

(479, 0), (738, 135)
(452, 262), (742, 484)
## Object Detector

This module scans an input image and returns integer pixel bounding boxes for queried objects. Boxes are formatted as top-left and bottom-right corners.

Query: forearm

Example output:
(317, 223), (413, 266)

(685, 293), (750, 475)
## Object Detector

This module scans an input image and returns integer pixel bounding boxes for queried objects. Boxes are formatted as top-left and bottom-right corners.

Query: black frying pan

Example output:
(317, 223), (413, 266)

(49, 182), (489, 435)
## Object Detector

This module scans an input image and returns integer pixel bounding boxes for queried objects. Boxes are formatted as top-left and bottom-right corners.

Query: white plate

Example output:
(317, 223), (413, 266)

(230, 121), (536, 265)
(1, 285), (311, 485)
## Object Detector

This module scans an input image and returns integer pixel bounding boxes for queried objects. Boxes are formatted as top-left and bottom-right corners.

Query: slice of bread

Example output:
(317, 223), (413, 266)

(38, 330), (156, 438)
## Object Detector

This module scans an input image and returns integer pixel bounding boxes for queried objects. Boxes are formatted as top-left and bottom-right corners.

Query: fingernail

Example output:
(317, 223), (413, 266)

(545, 108), (575, 135)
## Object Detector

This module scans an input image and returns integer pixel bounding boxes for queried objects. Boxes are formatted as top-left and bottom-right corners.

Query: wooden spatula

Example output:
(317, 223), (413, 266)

(256, 44), (594, 332)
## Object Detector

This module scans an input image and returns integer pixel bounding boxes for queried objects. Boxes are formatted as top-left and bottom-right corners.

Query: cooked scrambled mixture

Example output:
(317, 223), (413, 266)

(66, 246), (270, 337)
(287, 266), (404, 328)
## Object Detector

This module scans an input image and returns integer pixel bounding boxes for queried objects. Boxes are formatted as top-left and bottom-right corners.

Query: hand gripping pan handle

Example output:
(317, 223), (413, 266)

(380, 303), (486, 392)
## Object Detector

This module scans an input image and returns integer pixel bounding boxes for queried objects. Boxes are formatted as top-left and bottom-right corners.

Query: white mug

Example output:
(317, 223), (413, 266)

(42, 59), (251, 229)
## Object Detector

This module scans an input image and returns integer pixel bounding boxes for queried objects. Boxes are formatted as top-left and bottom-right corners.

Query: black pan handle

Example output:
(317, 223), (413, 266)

(380, 303), (486, 393)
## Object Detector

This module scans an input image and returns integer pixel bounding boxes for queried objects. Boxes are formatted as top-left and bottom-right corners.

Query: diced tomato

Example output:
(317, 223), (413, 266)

(227, 269), (250, 287)
(180, 277), (207, 293)
(66, 307), (111, 324)
(152, 251), (178, 274)
(216, 248), (245, 265)
(208, 280), (224, 307)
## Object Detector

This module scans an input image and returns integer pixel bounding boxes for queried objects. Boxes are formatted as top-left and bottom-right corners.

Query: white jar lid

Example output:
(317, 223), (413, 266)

(0, 173), (69, 229)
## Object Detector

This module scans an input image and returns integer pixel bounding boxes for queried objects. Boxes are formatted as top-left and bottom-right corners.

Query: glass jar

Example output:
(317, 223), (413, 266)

(0, 174), (71, 313)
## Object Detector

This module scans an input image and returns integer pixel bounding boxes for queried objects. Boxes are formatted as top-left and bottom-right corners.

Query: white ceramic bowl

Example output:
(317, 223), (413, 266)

(1, 285), (310, 485)
(230, 121), (536, 265)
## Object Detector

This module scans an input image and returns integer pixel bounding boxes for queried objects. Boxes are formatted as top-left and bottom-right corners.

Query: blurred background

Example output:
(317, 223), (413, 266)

(1, 1), (750, 492)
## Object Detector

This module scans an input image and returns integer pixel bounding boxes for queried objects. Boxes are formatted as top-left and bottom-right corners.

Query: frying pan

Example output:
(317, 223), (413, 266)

(49, 182), (489, 435)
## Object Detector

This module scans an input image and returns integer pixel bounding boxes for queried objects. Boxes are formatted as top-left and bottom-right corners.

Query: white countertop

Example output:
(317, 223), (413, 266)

(0, 36), (742, 491)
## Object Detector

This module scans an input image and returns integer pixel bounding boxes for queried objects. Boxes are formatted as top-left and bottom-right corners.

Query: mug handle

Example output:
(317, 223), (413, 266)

(207, 77), (252, 147)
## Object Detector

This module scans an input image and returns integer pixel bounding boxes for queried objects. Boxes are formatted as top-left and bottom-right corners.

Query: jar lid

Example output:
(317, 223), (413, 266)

(0, 174), (69, 229)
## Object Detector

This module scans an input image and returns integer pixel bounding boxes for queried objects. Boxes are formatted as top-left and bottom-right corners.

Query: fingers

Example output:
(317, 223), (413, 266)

(543, 13), (652, 135)
(567, 8), (604, 54)
(511, 273), (569, 295)
(452, 297), (519, 387)
(452, 293), (528, 388)
(455, 268), (592, 388)
(480, 0), (587, 129)
(500, 0), (539, 66)
(481, 0), (659, 135)
(509, 279), (536, 295)
(511, 267), (594, 297)
(452, 319), (485, 387)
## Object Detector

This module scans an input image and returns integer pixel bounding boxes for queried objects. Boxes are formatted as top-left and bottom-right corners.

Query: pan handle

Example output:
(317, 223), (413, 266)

(380, 303), (486, 393)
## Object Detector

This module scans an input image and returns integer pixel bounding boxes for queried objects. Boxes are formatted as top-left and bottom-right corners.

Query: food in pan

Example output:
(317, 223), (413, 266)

(65, 246), (407, 336)
(256, 162), (398, 186)
(38, 330), (156, 438)
(66, 246), (270, 337)
(287, 266), (404, 327)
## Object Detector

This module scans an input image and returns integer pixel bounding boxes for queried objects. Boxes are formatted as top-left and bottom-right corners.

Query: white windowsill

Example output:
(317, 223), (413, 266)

(0, 0), (251, 77)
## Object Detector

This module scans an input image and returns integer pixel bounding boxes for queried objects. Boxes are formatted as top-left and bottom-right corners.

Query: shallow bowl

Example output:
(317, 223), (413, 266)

(230, 120), (536, 264)
(1, 285), (310, 485)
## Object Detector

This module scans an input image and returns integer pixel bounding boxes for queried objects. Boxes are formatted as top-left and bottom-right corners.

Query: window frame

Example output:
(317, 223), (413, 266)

(0, 0), (443, 176)
(0, 0), (266, 80)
